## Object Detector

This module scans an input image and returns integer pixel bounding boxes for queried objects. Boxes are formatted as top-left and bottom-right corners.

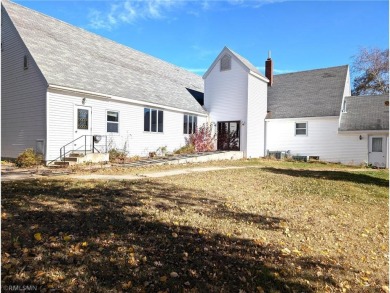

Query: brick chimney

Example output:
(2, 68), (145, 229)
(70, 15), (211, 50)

(265, 51), (273, 86)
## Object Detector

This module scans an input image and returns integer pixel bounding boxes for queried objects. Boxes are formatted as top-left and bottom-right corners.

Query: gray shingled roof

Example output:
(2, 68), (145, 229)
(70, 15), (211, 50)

(267, 65), (349, 118)
(2, 0), (206, 114)
(339, 95), (389, 131)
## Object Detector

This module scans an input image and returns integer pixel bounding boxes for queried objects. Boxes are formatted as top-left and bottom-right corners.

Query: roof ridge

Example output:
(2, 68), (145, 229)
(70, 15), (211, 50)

(2, 0), (200, 79)
(274, 64), (349, 76)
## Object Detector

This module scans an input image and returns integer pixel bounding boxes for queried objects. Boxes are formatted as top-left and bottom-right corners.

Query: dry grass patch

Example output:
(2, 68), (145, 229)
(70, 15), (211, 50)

(1, 163), (388, 292)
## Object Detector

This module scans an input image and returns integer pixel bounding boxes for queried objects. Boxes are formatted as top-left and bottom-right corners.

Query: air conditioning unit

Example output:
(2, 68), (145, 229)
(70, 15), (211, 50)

(267, 151), (287, 160)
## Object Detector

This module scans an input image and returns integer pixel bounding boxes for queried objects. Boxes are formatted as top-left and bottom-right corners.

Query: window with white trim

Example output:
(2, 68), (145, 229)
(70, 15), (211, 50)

(295, 122), (307, 136)
(183, 114), (197, 134)
(107, 111), (119, 133)
(144, 108), (163, 133)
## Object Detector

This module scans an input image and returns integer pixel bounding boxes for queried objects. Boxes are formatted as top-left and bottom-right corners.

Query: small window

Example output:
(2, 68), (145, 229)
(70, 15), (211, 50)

(372, 138), (383, 152)
(183, 114), (198, 134)
(77, 109), (89, 130)
(295, 122), (307, 136)
(107, 111), (119, 133)
(220, 54), (231, 71)
(144, 108), (163, 133)
(24, 54), (29, 69)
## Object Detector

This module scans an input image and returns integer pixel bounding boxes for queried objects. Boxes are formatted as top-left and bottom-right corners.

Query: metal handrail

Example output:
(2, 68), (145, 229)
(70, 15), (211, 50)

(59, 135), (108, 162)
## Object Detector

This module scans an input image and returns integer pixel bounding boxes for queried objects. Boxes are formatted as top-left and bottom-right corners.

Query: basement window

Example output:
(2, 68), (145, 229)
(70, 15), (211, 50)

(183, 114), (198, 134)
(107, 111), (119, 133)
(295, 122), (307, 136)
(24, 55), (29, 69)
(220, 54), (231, 71)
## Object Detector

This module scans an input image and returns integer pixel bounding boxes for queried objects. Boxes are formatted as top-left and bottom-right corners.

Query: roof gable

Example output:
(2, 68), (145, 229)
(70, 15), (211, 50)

(2, 0), (206, 114)
(203, 46), (268, 82)
(267, 65), (349, 119)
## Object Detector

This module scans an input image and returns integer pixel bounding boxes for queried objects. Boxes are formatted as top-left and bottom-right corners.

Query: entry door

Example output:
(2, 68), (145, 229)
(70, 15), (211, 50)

(74, 106), (92, 151)
(217, 121), (240, 151)
(368, 136), (387, 168)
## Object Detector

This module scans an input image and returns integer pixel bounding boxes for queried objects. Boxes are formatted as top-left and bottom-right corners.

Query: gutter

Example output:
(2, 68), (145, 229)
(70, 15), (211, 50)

(48, 84), (208, 117)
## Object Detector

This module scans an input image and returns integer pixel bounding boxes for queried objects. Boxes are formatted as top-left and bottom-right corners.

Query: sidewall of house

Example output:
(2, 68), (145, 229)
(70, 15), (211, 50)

(46, 91), (206, 161)
(246, 74), (268, 158)
(204, 55), (248, 155)
(265, 117), (369, 165)
(1, 7), (47, 160)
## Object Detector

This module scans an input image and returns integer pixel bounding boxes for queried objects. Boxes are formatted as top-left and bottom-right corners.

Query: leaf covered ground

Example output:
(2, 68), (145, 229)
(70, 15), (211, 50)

(1, 161), (388, 292)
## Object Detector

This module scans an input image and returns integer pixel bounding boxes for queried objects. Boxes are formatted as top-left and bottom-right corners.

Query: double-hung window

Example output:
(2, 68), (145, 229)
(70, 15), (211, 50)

(107, 111), (119, 133)
(295, 122), (307, 136)
(183, 114), (197, 134)
(144, 108), (163, 133)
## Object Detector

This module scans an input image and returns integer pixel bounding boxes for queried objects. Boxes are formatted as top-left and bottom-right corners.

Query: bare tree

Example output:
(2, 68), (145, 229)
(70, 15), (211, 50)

(351, 47), (389, 96)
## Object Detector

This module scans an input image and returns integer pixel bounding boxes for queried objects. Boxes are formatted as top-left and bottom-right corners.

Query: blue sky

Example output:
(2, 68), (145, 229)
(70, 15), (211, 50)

(12, 0), (389, 76)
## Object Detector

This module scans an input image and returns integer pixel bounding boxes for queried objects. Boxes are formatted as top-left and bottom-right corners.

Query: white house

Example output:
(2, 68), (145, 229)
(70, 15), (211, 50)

(2, 1), (389, 167)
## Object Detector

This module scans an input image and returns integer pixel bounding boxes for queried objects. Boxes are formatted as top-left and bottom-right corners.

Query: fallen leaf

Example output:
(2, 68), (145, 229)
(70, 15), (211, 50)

(160, 275), (167, 282)
(170, 271), (179, 278)
(63, 235), (71, 241)
(34, 233), (42, 241)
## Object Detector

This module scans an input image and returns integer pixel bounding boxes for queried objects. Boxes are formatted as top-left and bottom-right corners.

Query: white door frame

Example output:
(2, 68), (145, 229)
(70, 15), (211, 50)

(368, 135), (387, 168)
(73, 105), (92, 152)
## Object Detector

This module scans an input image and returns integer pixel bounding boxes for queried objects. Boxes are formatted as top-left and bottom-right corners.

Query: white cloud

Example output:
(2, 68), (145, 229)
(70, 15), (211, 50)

(88, 0), (285, 30)
(88, 0), (182, 30)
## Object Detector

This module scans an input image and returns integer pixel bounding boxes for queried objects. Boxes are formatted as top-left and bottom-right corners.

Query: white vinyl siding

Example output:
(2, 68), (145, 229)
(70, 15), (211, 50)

(246, 74), (268, 158)
(266, 117), (368, 165)
(46, 90), (206, 161)
(204, 53), (248, 154)
(1, 7), (47, 159)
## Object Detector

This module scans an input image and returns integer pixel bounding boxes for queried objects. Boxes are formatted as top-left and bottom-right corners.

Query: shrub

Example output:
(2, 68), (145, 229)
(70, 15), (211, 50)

(174, 144), (195, 155)
(108, 149), (127, 162)
(15, 148), (42, 168)
(186, 123), (216, 152)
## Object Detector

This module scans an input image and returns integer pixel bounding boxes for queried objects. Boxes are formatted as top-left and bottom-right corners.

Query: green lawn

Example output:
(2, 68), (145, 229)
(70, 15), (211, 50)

(2, 160), (388, 292)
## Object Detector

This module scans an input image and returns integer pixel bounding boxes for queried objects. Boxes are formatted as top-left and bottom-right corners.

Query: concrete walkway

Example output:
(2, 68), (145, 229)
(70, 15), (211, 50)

(69, 166), (246, 180)
(1, 166), (247, 181)
(1, 164), (382, 182)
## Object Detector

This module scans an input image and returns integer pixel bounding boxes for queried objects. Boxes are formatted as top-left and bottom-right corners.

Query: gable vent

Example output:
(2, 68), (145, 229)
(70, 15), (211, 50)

(220, 54), (231, 71)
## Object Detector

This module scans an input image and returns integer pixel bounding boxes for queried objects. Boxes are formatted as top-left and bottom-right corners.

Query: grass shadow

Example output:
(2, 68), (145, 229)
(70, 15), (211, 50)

(262, 167), (389, 187)
(2, 179), (353, 292)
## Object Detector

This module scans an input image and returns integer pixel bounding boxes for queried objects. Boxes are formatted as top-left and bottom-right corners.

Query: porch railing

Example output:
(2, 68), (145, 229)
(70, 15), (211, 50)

(59, 135), (108, 162)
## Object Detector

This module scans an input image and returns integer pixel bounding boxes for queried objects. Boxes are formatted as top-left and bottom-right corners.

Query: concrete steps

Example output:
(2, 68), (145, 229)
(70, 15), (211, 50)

(49, 152), (109, 167)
